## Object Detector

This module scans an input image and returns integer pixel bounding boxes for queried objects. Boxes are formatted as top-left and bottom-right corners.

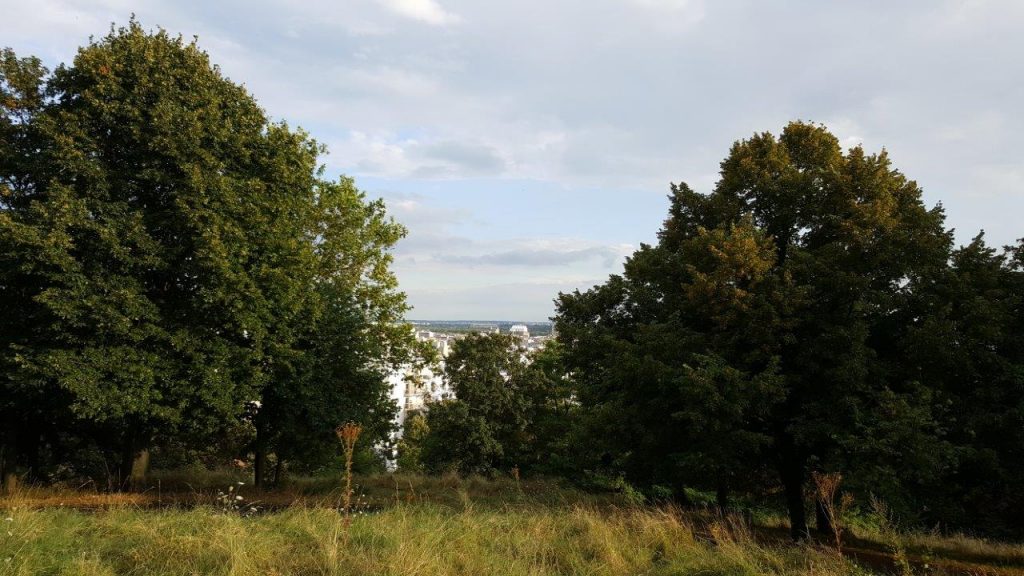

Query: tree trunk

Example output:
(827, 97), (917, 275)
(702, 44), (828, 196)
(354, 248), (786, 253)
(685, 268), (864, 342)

(23, 430), (41, 483)
(815, 498), (836, 542)
(253, 424), (267, 490)
(273, 457), (284, 487)
(716, 482), (729, 514)
(0, 430), (14, 492)
(778, 447), (808, 540)
(119, 441), (137, 491)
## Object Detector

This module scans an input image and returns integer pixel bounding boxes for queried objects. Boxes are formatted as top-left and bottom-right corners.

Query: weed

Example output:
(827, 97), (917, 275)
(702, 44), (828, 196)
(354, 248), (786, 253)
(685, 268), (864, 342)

(812, 471), (853, 554)
(871, 496), (914, 576)
(214, 482), (259, 517)
(335, 422), (363, 544)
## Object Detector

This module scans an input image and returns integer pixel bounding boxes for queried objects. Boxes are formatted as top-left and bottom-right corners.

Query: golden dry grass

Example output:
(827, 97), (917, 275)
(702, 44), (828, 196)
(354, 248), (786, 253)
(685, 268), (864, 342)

(3, 474), (1023, 576)
(0, 503), (872, 576)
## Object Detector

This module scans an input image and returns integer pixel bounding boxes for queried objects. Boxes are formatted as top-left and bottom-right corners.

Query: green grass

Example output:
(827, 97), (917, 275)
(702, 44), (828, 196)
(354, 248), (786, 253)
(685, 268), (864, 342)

(6, 472), (626, 512)
(4, 473), (1024, 576)
(0, 504), (869, 576)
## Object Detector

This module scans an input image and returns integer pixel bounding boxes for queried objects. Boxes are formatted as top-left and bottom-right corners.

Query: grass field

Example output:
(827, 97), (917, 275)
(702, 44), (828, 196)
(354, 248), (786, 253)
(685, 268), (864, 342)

(2, 473), (1023, 576)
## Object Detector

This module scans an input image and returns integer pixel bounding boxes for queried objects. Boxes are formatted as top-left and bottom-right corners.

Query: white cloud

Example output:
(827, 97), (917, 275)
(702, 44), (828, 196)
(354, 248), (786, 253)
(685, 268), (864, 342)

(376, 191), (471, 233)
(336, 132), (509, 179)
(625, 0), (706, 33)
(407, 280), (602, 321)
(630, 0), (698, 9)
(345, 66), (441, 97)
(377, 0), (461, 25)
(970, 165), (1024, 199)
(436, 239), (634, 268)
(5, 0), (1024, 318)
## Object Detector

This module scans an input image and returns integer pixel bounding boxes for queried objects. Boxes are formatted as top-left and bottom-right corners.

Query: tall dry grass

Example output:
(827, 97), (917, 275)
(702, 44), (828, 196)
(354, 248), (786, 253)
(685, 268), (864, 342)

(4, 474), (1024, 575)
(0, 501), (874, 576)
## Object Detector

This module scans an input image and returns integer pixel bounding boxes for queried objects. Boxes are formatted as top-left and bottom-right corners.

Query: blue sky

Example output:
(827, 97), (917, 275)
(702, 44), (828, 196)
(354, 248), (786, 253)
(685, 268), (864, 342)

(3, 0), (1023, 320)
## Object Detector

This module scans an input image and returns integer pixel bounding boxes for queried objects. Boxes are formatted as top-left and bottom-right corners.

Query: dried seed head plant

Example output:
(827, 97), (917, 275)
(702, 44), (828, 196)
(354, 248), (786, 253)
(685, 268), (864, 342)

(336, 422), (363, 455)
(335, 422), (362, 543)
(811, 471), (852, 555)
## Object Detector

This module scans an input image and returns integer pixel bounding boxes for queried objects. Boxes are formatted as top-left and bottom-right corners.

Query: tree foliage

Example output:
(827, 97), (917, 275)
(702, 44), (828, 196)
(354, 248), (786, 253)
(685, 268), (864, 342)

(0, 22), (412, 486)
(555, 122), (965, 537)
(420, 334), (570, 475)
(897, 234), (1024, 534)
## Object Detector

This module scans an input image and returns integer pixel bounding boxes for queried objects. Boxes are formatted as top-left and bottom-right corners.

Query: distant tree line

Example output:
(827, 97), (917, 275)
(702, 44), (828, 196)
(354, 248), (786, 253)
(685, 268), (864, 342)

(0, 22), (417, 489)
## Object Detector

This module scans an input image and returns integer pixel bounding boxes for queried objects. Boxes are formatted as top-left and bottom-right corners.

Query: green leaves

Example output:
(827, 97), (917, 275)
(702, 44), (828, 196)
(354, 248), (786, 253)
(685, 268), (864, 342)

(555, 121), (961, 533)
(1, 21), (414, 480)
(419, 333), (570, 475)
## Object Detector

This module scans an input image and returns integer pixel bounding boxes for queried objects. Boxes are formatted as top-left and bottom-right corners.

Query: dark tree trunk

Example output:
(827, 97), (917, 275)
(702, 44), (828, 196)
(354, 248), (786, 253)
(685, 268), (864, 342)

(716, 482), (729, 514)
(116, 427), (151, 492)
(273, 457), (284, 487)
(815, 498), (836, 541)
(778, 445), (808, 540)
(1, 471), (16, 494)
(253, 424), (267, 490)
(1, 428), (18, 494)
(22, 429), (41, 483)
(119, 440), (137, 491)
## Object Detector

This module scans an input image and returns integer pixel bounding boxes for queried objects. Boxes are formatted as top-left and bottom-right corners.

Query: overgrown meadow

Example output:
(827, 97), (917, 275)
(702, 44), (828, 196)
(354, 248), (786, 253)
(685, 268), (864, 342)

(4, 473), (1024, 576)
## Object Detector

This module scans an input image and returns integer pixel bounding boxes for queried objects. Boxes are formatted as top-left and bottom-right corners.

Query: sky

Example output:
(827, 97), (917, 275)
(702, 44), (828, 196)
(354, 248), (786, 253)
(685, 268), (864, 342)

(2, 0), (1023, 321)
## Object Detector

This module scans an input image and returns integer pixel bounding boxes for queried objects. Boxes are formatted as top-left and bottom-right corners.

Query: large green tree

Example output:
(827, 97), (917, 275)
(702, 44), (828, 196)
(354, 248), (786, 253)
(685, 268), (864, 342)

(556, 122), (953, 538)
(0, 22), (412, 488)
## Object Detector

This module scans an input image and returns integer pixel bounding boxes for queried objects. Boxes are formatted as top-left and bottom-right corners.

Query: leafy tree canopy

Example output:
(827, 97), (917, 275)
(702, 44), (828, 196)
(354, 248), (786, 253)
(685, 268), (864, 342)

(420, 334), (570, 475)
(556, 122), (955, 537)
(0, 21), (413, 485)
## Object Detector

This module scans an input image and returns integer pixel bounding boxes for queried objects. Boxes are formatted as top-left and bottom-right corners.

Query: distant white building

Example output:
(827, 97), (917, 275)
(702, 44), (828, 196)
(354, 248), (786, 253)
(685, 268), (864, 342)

(388, 330), (455, 431)
(509, 324), (530, 340)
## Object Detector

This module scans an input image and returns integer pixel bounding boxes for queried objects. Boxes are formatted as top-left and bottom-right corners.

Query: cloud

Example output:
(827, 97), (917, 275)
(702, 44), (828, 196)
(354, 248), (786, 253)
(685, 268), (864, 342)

(407, 280), (605, 321)
(628, 0), (706, 28)
(438, 244), (630, 268)
(341, 133), (507, 179)
(970, 165), (1024, 199)
(376, 0), (461, 25)
(366, 188), (636, 318)
(5, 0), (1024, 318)
(375, 190), (472, 239)
(345, 66), (440, 97)
(414, 140), (506, 176)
